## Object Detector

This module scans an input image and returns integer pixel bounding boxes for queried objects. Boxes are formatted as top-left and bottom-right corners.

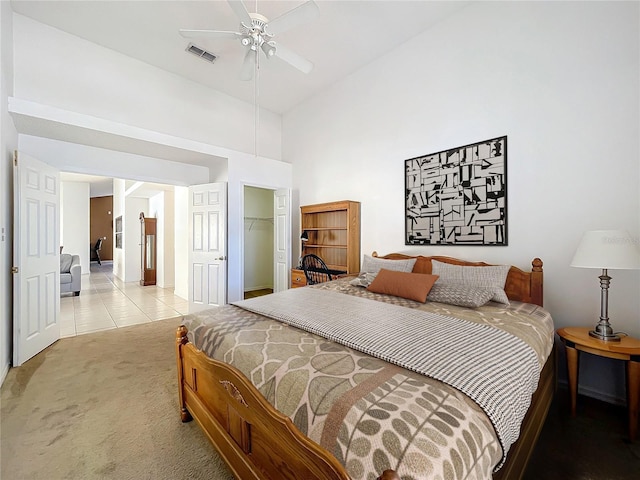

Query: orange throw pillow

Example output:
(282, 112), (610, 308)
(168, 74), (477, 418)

(366, 269), (439, 303)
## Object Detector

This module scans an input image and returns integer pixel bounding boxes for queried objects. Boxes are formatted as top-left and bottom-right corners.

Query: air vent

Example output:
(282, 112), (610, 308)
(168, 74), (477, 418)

(186, 43), (217, 63)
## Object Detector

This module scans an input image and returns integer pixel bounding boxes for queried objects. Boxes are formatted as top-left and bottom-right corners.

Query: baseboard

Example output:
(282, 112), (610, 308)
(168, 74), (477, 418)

(0, 361), (9, 388)
(557, 379), (626, 406)
(244, 285), (273, 293)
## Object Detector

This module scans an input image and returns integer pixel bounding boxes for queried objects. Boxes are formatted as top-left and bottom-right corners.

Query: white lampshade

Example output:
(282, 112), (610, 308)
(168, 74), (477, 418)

(571, 230), (640, 269)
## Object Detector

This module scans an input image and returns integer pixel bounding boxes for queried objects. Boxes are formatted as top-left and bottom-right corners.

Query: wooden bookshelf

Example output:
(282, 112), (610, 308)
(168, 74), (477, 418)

(293, 200), (360, 287)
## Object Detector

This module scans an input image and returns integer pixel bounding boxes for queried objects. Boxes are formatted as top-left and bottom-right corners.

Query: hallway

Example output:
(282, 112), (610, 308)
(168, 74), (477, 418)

(60, 261), (189, 337)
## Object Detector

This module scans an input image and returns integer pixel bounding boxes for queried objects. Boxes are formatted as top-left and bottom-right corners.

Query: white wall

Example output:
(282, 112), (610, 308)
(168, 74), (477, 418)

(90, 180), (113, 198)
(12, 13), (282, 161)
(284, 1), (640, 403)
(163, 189), (175, 289)
(0, 0), (17, 385)
(19, 136), (211, 187)
(174, 187), (188, 300)
(244, 187), (274, 292)
(149, 190), (175, 289)
(112, 179), (125, 280)
(60, 181), (90, 273)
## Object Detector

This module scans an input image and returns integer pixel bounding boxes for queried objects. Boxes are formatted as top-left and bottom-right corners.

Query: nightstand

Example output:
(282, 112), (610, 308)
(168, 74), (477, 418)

(291, 268), (307, 288)
(557, 326), (640, 441)
(290, 268), (350, 288)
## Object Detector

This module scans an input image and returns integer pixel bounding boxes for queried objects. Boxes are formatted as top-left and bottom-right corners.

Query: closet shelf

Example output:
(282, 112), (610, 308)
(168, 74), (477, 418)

(244, 216), (273, 231)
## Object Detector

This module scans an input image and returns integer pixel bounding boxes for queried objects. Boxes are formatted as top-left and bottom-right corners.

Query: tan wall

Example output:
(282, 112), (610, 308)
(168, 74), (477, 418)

(90, 196), (113, 261)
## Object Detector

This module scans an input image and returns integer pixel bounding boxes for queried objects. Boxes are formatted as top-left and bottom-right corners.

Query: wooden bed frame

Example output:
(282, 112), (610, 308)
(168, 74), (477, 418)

(176, 254), (556, 480)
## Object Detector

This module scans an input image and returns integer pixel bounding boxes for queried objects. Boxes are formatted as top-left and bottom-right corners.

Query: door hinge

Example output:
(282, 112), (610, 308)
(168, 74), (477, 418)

(11, 267), (18, 274)
(13, 150), (17, 166)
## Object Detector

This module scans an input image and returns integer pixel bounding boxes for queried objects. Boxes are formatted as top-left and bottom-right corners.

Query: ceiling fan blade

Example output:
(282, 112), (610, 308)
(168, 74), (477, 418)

(240, 49), (256, 81)
(179, 29), (242, 40)
(272, 42), (313, 74)
(265, 0), (319, 35)
(227, 0), (252, 26)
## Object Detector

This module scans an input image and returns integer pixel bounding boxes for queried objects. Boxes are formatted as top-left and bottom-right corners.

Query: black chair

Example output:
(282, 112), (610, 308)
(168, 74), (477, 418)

(301, 254), (333, 285)
(92, 238), (103, 265)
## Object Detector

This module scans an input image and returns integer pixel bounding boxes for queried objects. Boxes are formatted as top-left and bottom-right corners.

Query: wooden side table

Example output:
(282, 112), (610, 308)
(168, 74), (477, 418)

(557, 327), (640, 441)
(291, 268), (307, 288)
(290, 268), (351, 289)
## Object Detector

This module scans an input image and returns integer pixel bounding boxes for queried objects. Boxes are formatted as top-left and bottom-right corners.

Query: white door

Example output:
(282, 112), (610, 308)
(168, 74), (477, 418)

(13, 151), (60, 366)
(273, 188), (291, 292)
(188, 182), (227, 312)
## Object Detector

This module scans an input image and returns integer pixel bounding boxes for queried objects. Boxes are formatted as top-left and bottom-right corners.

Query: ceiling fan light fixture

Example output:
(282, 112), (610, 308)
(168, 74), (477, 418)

(261, 41), (276, 58)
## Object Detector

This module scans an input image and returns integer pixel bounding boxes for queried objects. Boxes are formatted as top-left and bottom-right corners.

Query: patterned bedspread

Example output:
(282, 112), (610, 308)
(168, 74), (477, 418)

(182, 279), (554, 480)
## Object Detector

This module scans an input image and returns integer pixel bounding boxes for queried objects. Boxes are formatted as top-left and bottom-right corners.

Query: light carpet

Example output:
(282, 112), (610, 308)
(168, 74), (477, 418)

(1, 318), (234, 480)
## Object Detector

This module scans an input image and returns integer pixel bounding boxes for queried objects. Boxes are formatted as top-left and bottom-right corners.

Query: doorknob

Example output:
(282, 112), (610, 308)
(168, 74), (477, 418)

(216, 256), (227, 261)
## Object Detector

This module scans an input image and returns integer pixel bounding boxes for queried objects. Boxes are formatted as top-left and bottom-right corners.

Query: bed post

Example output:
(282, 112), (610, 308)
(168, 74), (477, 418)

(531, 258), (544, 307)
(377, 470), (401, 480)
(176, 325), (192, 422)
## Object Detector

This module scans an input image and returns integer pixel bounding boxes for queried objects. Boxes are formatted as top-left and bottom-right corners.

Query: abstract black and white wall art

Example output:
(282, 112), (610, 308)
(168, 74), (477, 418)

(405, 136), (507, 246)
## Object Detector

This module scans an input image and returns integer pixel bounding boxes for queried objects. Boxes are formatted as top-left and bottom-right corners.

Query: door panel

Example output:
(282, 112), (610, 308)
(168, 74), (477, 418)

(273, 189), (291, 292)
(189, 183), (227, 312)
(207, 263), (222, 305)
(13, 151), (60, 366)
(192, 264), (203, 303)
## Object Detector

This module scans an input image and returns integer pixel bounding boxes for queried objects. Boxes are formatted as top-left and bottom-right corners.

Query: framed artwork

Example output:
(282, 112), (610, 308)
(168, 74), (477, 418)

(405, 136), (507, 246)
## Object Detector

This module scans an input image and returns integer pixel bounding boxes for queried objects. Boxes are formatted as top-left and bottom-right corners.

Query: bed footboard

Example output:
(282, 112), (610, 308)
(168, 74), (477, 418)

(176, 326), (357, 480)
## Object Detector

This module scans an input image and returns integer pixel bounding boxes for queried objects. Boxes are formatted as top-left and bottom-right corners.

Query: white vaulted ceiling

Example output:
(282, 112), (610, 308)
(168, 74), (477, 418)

(11, 0), (470, 115)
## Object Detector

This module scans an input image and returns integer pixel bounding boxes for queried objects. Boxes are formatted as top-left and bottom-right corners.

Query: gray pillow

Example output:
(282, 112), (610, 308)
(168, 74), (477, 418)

(361, 255), (417, 274)
(431, 259), (510, 305)
(427, 284), (495, 308)
(349, 272), (378, 287)
(60, 254), (73, 273)
(350, 255), (418, 287)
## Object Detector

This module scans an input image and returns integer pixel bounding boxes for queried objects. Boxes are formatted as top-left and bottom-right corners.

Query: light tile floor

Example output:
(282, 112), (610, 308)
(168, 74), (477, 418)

(60, 261), (189, 338)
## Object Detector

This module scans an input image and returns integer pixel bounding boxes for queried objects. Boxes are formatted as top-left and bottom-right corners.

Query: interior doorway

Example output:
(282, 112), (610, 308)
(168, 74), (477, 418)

(243, 186), (274, 299)
(90, 195), (113, 262)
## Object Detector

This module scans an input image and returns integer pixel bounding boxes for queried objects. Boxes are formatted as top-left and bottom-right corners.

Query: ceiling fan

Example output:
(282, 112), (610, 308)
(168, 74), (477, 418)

(179, 0), (319, 81)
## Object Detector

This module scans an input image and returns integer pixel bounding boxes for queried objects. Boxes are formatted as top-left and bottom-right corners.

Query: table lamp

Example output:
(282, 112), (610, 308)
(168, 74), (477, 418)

(298, 230), (309, 268)
(570, 229), (640, 341)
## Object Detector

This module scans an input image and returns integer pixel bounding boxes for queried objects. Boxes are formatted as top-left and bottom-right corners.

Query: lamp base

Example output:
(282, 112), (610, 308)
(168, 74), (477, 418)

(589, 326), (621, 342)
(587, 271), (621, 342)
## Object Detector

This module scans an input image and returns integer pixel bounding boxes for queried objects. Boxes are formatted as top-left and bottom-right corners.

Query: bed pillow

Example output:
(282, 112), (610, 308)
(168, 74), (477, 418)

(350, 255), (418, 287)
(427, 284), (495, 308)
(431, 260), (511, 305)
(366, 269), (439, 303)
(361, 254), (417, 274)
(349, 272), (378, 287)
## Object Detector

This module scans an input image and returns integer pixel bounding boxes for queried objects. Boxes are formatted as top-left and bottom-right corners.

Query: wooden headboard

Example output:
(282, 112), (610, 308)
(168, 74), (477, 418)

(372, 252), (544, 307)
